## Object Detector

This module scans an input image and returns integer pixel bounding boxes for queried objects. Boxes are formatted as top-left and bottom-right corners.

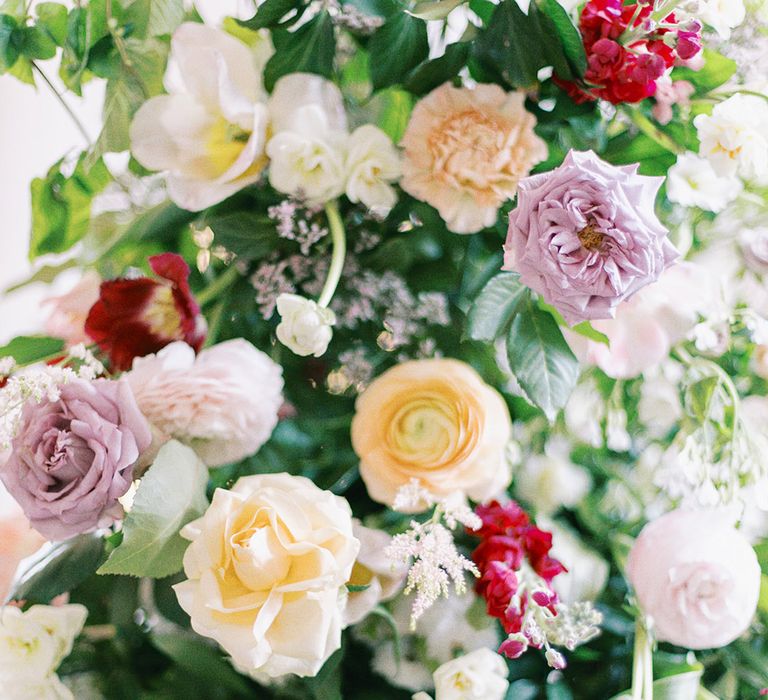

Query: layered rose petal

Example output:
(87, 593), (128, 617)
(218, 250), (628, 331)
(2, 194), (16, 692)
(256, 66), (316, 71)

(85, 253), (207, 371)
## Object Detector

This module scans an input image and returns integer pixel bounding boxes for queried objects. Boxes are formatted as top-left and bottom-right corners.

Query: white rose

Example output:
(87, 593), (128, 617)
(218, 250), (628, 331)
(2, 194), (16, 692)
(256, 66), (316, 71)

(268, 73), (348, 136)
(345, 125), (402, 213)
(344, 521), (408, 626)
(695, 94), (768, 181)
(173, 473), (360, 678)
(666, 152), (742, 212)
(127, 339), (283, 467)
(696, 0), (745, 37)
(418, 648), (509, 700)
(275, 294), (336, 357)
(130, 23), (270, 211)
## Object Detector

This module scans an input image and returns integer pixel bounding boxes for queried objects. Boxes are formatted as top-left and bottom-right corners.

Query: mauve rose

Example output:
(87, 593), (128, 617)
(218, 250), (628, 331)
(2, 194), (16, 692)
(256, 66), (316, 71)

(504, 150), (678, 325)
(0, 379), (152, 540)
(627, 508), (760, 649)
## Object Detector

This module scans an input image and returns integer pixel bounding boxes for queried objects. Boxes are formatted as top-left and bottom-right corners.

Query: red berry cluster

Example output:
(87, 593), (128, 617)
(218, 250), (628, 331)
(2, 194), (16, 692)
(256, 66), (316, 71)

(557, 0), (702, 105)
(469, 500), (566, 658)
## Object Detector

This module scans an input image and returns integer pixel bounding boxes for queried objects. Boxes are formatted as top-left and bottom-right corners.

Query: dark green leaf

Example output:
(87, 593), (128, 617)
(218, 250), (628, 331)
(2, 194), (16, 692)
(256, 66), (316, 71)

(36, 2), (68, 46)
(151, 632), (253, 696)
(237, 0), (303, 29)
(368, 12), (428, 90)
(264, 11), (335, 92)
(59, 1), (111, 94)
(506, 298), (579, 421)
(205, 211), (279, 260)
(536, 0), (586, 77)
(404, 41), (469, 95)
(0, 14), (19, 72)
(10, 534), (106, 604)
(20, 24), (57, 60)
(466, 272), (528, 342)
(0, 335), (65, 364)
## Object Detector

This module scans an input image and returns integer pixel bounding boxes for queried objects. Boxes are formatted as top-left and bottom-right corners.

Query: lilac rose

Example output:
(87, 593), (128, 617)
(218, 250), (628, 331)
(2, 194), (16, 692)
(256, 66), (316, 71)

(503, 150), (678, 325)
(0, 379), (152, 540)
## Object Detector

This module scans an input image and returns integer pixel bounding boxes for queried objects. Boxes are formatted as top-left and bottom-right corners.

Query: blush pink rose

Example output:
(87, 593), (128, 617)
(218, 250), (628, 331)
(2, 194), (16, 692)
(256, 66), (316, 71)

(627, 508), (760, 649)
(43, 271), (101, 347)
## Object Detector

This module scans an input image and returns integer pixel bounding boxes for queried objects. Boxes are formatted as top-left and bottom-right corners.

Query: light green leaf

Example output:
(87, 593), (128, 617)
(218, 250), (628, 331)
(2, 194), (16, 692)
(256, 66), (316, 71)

(0, 335), (65, 365)
(124, 0), (184, 37)
(466, 272), (529, 342)
(611, 670), (704, 700)
(368, 11), (429, 90)
(506, 297), (580, 421)
(98, 441), (209, 579)
(672, 49), (737, 95)
(538, 300), (610, 345)
(36, 2), (68, 46)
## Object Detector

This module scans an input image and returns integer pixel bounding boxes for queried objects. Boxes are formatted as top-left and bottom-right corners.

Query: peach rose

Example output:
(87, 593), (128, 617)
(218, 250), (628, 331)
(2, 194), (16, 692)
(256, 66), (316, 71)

(173, 473), (359, 678)
(43, 271), (101, 347)
(400, 82), (547, 234)
(351, 359), (512, 510)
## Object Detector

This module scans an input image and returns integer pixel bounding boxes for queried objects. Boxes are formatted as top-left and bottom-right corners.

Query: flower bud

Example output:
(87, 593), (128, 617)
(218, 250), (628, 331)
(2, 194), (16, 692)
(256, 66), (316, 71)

(275, 294), (335, 357)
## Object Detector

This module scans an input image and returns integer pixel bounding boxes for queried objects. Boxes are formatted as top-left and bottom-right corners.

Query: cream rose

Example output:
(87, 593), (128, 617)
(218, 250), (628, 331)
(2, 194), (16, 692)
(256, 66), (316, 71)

(627, 508), (761, 649)
(351, 359), (512, 510)
(173, 473), (360, 678)
(400, 82), (547, 234)
(275, 294), (336, 357)
(413, 647), (510, 700)
(126, 339), (283, 467)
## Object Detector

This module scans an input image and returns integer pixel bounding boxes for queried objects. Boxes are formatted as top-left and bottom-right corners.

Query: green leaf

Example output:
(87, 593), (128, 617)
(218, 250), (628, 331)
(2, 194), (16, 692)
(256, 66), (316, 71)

(0, 335), (65, 364)
(404, 41), (470, 95)
(368, 11), (429, 90)
(408, 0), (465, 20)
(375, 87), (414, 143)
(536, 0), (586, 77)
(506, 297), (579, 421)
(98, 441), (209, 579)
(759, 574), (768, 618)
(466, 272), (529, 342)
(237, 0), (304, 29)
(10, 534), (106, 604)
(537, 300), (609, 345)
(0, 14), (19, 72)
(612, 670), (704, 700)
(123, 0), (185, 38)
(19, 24), (57, 60)
(264, 11), (335, 92)
(672, 49), (737, 95)
(36, 2), (68, 46)
(30, 153), (112, 259)
(205, 211), (279, 260)
(684, 375), (719, 423)
(59, 1), (111, 94)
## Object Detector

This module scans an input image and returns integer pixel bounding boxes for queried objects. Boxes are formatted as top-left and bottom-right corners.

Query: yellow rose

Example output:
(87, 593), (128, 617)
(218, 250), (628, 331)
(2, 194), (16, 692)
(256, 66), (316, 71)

(351, 359), (512, 510)
(173, 473), (360, 679)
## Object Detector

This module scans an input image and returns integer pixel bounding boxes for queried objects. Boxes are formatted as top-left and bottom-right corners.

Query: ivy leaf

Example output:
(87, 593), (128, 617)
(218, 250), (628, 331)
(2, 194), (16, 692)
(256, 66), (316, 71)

(264, 11), (335, 92)
(466, 272), (529, 342)
(0, 335), (65, 364)
(123, 0), (185, 38)
(0, 14), (19, 72)
(404, 41), (470, 95)
(98, 441), (209, 579)
(368, 11), (429, 90)
(10, 534), (106, 604)
(36, 2), (68, 46)
(506, 298), (579, 421)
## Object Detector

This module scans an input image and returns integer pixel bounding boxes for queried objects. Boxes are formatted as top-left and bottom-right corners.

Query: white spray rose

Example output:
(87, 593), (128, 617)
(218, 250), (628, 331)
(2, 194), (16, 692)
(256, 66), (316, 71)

(695, 0), (746, 37)
(695, 94), (768, 181)
(275, 294), (336, 357)
(345, 125), (402, 214)
(666, 152), (742, 212)
(413, 648), (509, 700)
(130, 23), (271, 211)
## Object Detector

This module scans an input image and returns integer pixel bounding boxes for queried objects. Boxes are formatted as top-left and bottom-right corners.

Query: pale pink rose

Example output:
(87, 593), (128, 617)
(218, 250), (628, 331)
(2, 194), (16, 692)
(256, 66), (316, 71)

(565, 263), (718, 378)
(43, 271), (101, 346)
(627, 508), (761, 649)
(0, 486), (45, 600)
(400, 82), (547, 234)
(126, 340), (283, 467)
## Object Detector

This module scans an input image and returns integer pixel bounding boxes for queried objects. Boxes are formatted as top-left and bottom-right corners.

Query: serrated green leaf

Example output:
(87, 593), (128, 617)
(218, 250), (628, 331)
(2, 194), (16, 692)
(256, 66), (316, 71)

(264, 11), (335, 92)
(506, 298), (579, 421)
(404, 41), (470, 95)
(0, 335), (65, 364)
(98, 441), (209, 579)
(0, 14), (19, 72)
(10, 534), (106, 604)
(368, 11), (429, 90)
(466, 272), (529, 342)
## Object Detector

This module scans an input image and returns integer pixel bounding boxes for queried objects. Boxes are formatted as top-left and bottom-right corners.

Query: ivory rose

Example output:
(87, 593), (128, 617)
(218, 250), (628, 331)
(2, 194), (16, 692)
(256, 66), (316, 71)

(173, 473), (360, 678)
(275, 294), (336, 357)
(400, 82), (547, 234)
(126, 339), (283, 467)
(351, 359), (512, 510)
(413, 647), (510, 700)
(130, 23), (271, 211)
(627, 508), (761, 649)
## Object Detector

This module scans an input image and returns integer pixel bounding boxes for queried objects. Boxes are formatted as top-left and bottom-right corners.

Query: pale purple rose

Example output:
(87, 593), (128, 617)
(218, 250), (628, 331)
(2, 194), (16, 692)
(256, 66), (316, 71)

(503, 150), (678, 325)
(0, 379), (152, 540)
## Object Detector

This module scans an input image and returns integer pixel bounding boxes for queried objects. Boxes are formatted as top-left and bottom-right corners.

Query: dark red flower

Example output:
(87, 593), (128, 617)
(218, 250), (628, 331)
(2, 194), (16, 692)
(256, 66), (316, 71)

(85, 253), (207, 371)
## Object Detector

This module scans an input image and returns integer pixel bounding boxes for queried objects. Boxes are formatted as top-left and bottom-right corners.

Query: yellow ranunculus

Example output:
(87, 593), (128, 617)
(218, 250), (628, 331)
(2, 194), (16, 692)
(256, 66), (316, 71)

(351, 359), (512, 510)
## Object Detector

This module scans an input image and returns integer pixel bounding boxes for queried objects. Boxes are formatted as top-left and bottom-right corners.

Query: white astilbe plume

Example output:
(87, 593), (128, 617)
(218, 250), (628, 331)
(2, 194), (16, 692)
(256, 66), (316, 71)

(386, 480), (481, 629)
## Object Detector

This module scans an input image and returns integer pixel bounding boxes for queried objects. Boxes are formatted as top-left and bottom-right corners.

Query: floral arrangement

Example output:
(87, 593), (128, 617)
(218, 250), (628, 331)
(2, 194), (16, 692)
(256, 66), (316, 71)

(0, 0), (767, 697)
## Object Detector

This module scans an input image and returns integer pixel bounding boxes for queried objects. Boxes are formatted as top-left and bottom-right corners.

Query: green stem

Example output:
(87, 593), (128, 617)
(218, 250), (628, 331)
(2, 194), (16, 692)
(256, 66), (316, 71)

(197, 265), (240, 307)
(204, 300), (227, 347)
(318, 201), (347, 309)
(31, 62), (92, 147)
(631, 618), (653, 700)
(622, 106), (684, 156)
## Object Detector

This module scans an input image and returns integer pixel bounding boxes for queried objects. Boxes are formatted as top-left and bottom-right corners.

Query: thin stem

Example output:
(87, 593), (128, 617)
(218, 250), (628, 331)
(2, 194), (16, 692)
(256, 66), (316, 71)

(621, 105), (684, 155)
(631, 618), (653, 700)
(196, 265), (241, 307)
(31, 62), (92, 147)
(318, 201), (347, 309)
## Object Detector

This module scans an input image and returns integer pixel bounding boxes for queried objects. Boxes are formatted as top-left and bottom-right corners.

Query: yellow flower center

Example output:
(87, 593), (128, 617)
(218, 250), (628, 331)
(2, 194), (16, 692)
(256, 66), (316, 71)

(145, 286), (182, 339)
(578, 222), (606, 252)
(205, 117), (253, 178)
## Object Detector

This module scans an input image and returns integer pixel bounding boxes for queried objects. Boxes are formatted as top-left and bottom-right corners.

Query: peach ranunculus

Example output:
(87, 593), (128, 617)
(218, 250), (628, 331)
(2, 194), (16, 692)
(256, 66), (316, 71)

(173, 473), (360, 679)
(0, 485), (45, 600)
(350, 359), (512, 510)
(400, 82), (547, 234)
(43, 271), (101, 347)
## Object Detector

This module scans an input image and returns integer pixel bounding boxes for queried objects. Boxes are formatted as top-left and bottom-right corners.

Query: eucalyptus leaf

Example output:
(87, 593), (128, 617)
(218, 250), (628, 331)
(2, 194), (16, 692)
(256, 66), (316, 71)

(506, 298), (579, 421)
(98, 441), (209, 578)
(466, 272), (528, 342)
